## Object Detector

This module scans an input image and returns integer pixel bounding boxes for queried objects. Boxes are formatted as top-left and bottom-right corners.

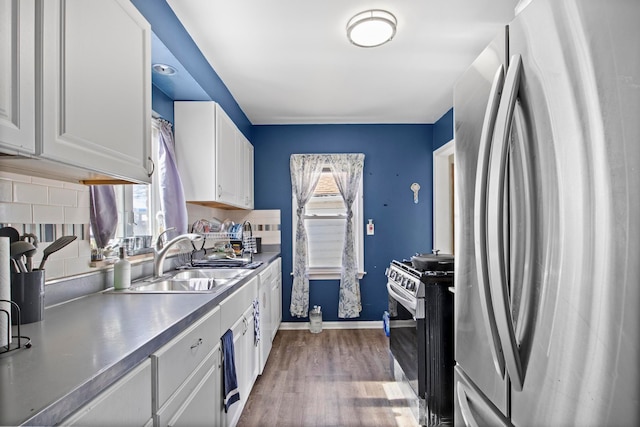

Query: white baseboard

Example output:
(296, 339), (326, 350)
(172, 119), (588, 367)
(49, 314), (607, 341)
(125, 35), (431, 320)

(279, 320), (383, 331)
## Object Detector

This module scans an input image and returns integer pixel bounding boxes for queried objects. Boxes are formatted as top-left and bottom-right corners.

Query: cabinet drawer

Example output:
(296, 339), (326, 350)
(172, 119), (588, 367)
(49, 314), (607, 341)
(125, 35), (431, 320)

(258, 265), (273, 284)
(221, 277), (258, 333)
(152, 306), (221, 409)
(61, 359), (152, 426)
(156, 346), (221, 427)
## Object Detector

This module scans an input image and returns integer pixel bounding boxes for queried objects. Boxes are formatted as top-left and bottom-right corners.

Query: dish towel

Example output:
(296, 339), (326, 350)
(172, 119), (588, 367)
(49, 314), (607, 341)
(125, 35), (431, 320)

(221, 329), (240, 412)
(253, 299), (260, 347)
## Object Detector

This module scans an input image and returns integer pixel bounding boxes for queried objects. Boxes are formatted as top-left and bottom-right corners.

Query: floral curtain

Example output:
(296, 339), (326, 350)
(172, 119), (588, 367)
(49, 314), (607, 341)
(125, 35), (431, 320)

(157, 119), (188, 236)
(328, 154), (365, 318)
(289, 154), (324, 317)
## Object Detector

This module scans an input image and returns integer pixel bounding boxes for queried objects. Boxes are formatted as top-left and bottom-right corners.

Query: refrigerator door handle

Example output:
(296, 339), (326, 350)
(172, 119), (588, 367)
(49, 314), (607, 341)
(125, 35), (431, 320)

(473, 65), (506, 377)
(487, 54), (525, 391)
(456, 369), (513, 427)
(457, 383), (481, 427)
(511, 103), (535, 344)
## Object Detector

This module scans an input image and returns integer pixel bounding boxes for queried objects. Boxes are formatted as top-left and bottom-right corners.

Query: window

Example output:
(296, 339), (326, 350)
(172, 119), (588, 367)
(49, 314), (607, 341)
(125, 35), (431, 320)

(113, 119), (162, 241)
(292, 165), (364, 279)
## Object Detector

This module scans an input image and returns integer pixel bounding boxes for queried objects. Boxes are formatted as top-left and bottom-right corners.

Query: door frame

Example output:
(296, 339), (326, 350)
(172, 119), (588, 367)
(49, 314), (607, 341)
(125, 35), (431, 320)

(433, 140), (455, 254)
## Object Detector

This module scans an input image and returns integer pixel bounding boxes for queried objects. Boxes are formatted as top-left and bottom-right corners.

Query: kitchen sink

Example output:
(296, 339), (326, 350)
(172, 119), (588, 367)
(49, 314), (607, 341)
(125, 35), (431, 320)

(107, 268), (252, 294)
(171, 268), (252, 281)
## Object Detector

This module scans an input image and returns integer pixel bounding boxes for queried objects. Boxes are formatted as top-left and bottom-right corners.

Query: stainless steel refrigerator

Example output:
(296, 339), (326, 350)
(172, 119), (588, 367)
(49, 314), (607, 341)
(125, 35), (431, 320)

(453, 0), (639, 425)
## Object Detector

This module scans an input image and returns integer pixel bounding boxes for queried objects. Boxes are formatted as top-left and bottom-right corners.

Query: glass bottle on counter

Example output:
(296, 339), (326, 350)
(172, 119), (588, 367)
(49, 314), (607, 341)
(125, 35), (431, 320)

(113, 247), (131, 290)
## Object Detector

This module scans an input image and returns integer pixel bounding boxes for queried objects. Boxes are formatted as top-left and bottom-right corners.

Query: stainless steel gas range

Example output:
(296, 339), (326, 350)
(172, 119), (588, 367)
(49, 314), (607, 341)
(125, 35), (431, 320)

(385, 259), (455, 426)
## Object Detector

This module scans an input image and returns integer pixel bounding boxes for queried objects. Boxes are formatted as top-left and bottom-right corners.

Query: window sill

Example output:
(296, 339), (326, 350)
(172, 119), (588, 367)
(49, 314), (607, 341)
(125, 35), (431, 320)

(290, 269), (367, 281)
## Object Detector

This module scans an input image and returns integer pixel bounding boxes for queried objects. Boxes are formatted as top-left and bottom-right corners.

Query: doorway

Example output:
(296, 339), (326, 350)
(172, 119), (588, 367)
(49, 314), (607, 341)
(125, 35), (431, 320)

(433, 140), (455, 254)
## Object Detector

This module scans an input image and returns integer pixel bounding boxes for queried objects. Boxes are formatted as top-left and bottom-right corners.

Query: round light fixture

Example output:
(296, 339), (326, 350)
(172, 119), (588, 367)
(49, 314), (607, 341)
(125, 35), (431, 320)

(152, 63), (177, 76)
(346, 9), (397, 48)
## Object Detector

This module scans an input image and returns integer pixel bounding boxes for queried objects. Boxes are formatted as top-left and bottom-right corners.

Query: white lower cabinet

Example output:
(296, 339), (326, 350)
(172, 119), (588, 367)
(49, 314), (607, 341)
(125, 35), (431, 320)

(220, 276), (258, 427)
(156, 347), (221, 427)
(270, 258), (282, 340)
(257, 270), (272, 374)
(60, 359), (152, 426)
(257, 258), (282, 373)
(152, 307), (222, 426)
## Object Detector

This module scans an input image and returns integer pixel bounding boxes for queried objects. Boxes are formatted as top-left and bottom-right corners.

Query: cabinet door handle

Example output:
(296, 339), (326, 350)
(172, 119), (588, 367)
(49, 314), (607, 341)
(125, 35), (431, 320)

(242, 316), (248, 335)
(190, 338), (203, 349)
(147, 156), (155, 177)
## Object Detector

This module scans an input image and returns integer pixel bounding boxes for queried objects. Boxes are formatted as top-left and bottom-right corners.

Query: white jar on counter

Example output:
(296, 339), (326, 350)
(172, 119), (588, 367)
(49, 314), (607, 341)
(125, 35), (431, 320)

(113, 247), (131, 290)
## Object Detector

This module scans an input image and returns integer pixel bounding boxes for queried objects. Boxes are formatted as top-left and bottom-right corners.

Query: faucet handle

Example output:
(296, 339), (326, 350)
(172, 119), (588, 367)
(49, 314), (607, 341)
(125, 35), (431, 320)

(155, 227), (177, 251)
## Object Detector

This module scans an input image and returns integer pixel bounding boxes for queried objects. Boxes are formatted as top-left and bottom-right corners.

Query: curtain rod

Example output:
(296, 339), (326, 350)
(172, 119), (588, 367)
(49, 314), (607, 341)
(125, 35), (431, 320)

(152, 116), (173, 127)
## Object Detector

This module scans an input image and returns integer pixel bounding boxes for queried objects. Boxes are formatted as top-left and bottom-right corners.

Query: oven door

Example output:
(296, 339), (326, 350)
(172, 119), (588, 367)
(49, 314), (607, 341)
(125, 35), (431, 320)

(387, 281), (426, 399)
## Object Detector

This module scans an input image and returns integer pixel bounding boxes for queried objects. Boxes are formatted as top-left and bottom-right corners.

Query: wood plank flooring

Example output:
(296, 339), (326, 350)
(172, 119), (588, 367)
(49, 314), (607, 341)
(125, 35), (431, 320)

(238, 329), (418, 427)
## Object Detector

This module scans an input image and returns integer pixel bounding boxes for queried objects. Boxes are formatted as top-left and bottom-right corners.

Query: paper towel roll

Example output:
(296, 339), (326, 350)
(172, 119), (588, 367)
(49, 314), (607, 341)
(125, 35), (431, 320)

(1, 237), (11, 348)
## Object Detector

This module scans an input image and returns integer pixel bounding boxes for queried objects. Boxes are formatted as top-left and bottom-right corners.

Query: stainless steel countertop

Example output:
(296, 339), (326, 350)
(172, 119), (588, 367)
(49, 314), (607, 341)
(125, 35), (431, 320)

(0, 252), (280, 426)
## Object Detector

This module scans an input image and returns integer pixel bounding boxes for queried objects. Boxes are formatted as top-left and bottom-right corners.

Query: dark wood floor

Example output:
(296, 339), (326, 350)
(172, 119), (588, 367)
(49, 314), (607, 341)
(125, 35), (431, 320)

(238, 329), (418, 427)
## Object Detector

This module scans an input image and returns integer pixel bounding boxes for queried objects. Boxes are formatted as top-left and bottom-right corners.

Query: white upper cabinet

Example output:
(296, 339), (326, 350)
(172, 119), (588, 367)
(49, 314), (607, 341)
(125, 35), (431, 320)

(216, 105), (239, 206)
(0, 0), (152, 184)
(39, 0), (152, 183)
(0, 0), (36, 154)
(238, 130), (254, 209)
(175, 101), (254, 209)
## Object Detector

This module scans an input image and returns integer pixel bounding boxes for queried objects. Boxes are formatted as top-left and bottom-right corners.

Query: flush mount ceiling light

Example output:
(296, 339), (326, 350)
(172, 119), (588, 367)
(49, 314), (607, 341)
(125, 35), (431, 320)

(152, 63), (177, 75)
(346, 9), (397, 48)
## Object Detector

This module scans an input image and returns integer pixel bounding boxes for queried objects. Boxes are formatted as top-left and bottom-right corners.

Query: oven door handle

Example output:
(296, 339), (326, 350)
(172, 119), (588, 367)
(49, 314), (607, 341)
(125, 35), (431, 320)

(386, 282), (418, 318)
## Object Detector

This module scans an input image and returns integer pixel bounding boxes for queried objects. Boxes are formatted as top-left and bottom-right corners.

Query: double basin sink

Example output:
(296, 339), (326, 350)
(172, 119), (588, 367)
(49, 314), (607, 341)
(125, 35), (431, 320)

(111, 268), (253, 293)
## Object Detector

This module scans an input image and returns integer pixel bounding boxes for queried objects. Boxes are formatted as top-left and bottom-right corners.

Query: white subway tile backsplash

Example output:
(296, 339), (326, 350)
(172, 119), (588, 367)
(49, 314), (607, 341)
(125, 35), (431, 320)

(64, 206), (89, 224)
(2, 172), (93, 281)
(49, 187), (77, 207)
(65, 256), (93, 277)
(54, 239), (80, 259)
(0, 171), (30, 183)
(77, 190), (90, 208)
(0, 180), (12, 202)
(33, 205), (65, 224)
(32, 176), (65, 188)
(0, 202), (33, 223)
(78, 239), (91, 256)
(62, 181), (88, 192)
(13, 182), (48, 204)
(43, 260), (65, 280)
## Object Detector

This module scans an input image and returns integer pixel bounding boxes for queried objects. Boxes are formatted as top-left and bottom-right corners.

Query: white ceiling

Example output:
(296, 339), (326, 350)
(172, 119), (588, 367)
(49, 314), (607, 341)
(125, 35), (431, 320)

(166, 0), (516, 125)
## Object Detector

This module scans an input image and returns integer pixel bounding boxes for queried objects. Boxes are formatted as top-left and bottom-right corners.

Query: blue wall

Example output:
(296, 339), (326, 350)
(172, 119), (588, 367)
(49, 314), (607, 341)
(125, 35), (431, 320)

(137, 0), (456, 323)
(253, 124), (435, 322)
(433, 108), (454, 150)
(152, 85), (175, 123)
(132, 0), (252, 139)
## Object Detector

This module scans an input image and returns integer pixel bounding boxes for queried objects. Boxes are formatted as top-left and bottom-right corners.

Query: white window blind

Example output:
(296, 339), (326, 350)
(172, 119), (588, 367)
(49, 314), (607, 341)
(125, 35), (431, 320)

(293, 167), (364, 279)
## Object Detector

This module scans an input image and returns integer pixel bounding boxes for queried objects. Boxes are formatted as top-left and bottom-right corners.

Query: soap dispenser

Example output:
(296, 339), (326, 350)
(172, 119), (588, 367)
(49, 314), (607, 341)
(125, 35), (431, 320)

(114, 247), (131, 290)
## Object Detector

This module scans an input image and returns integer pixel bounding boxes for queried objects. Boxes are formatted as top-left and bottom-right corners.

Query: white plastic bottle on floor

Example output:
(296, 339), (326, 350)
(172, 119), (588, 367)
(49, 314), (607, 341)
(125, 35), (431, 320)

(113, 247), (131, 290)
(309, 305), (322, 333)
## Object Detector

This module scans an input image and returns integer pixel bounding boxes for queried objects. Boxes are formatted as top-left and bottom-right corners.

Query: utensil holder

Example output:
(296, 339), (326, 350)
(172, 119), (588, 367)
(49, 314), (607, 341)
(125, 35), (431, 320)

(10, 270), (45, 324)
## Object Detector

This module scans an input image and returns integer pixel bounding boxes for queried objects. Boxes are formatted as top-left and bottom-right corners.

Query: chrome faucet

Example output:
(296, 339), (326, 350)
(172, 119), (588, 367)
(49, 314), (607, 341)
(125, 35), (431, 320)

(154, 228), (203, 278)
